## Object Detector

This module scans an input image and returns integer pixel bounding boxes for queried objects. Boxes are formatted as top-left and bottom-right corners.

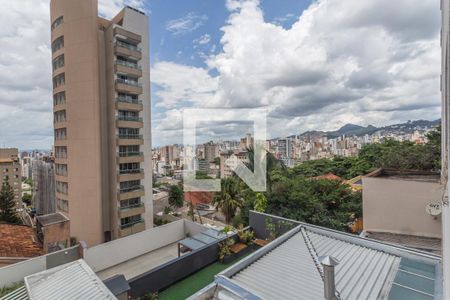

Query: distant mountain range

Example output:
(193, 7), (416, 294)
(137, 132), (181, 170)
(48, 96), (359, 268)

(297, 119), (440, 139)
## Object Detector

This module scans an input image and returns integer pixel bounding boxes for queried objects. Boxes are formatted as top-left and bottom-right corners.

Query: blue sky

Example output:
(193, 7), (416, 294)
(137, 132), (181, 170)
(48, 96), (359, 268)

(147, 0), (312, 146)
(0, 0), (441, 149)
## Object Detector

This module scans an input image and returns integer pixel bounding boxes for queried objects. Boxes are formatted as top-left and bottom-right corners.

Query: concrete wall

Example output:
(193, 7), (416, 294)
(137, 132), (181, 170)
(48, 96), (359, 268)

(0, 245), (79, 287)
(363, 177), (443, 238)
(85, 220), (185, 272)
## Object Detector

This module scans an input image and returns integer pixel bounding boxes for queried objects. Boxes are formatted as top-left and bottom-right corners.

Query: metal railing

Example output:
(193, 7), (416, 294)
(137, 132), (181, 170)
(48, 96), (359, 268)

(115, 40), (141, 52)
(119, 185), (144, 193)
(118, 134), (143, 139)
(116, 59), (142, 70)
(119, 151), (143, 157)
(117, 97), (142, 105)
(120, 219), (144, 229)
(116, 78), (142, 87)
(116, 116), (143, 122)
(118, 168), (144, 175)
(120, 202), (144, 210)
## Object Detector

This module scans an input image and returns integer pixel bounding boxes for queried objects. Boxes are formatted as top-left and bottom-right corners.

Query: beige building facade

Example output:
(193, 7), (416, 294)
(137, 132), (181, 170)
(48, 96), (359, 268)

(0, 148), (22, 208)
(50, 0), (152, 246)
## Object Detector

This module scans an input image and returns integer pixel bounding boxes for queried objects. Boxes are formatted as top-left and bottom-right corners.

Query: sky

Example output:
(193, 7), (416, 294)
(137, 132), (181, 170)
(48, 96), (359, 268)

(0, 0), (441, 149)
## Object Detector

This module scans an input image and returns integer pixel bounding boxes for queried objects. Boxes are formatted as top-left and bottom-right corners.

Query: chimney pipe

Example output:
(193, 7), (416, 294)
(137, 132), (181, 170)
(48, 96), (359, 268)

(319, 255), (340, 300)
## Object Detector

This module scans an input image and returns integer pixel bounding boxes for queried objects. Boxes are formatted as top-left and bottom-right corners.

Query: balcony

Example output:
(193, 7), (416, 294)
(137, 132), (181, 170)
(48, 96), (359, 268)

(118, 186), (145, 201)
(118, 203), (145, 219)
(119, 219), (145, 237)
(115, 60), (142, 77)
(114, 27), (142, 43)
(114, 40), (142, 60)
(117, 134), (144, 146)
(116, 115), (143, 129)
(115, 78), (142, 94)
(117, 152), (144, 163)
(117, 168), (144, 181)
(116, 97), (143, 111)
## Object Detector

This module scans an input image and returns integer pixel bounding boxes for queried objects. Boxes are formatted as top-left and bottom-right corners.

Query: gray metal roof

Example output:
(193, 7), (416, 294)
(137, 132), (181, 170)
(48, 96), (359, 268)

(216, 224), (441, 300)
(305, 229), (401, 300)
(230, 231), (324, 299)
(0, 286), (28, 300)
(24, 259), (117, 300)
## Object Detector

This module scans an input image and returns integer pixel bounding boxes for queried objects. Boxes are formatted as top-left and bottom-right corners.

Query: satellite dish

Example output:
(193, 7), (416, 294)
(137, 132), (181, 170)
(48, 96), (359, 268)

(425, 203), (442, 216)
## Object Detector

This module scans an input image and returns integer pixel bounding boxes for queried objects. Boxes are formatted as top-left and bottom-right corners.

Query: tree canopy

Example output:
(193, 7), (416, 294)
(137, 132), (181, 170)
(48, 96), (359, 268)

(0, 182), (20, 224)
(168, 184), (184, 209)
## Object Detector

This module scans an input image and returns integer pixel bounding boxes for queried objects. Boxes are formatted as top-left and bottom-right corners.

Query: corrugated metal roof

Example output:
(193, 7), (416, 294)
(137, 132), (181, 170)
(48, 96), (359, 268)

(227, 227), (401, 300)
(305, 229), (401, 300)
(24, 259), (117, 300)
(0, 286), (28, 300)
(230, 232), (324, 299)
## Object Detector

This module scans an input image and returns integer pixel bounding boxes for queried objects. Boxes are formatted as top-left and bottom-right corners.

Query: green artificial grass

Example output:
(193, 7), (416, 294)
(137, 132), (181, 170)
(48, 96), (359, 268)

(158, 253), (252, 300)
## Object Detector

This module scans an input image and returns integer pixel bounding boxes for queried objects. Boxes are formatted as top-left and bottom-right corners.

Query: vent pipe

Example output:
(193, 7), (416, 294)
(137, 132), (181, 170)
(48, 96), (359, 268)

(319, 255), (340, 300)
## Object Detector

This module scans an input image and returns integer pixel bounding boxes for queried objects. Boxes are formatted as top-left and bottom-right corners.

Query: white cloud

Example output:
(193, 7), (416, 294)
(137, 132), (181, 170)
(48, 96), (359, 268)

(152, 0), (441, 145)
(194, 34), (211, 45)
(166, 12), (208, 35)
(98, 0), (147, 19)
(152, 62), (219, 109)
(0, 0), (147, 149)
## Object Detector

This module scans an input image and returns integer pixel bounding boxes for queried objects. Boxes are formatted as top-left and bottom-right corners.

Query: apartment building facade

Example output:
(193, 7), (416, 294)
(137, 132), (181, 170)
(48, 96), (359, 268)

(50, 0), (152, 246)
(0, 148), (22, 208)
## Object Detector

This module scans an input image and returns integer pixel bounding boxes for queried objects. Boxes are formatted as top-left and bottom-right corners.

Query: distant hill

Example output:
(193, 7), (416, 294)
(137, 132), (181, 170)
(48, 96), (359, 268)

(298, 119), (440, 139)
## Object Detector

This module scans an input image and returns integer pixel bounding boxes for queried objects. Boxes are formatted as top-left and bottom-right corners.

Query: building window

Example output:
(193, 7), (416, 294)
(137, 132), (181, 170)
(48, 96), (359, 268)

(118, 110), (140, 122)
(54, 91), (66, 106)
(52, 54), (65, 71)
(120, 198), (141, 209)
(55, 146), (67, 158)
(53, 73), (65, 88)
(52, 36), (64, 53)
(51, 16), (63, 31)
(55, 128), (67, 140)
(56, 181), (68, 195)
(118, 127), (140, 139)
(54, 110), (67, 123)
(119, 162), (141, 174)
(119, 180), (141, 193)
(119, 145), (140, 157)
(57, 198), (69, 212)
(120, 215), (142, 228)
(55, 164), (68, 176)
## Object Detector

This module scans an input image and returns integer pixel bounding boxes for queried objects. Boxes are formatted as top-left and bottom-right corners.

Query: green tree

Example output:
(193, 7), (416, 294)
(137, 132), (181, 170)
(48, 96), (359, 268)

(168, 185), (184, 209)
(213, 177), (242, 224)
(0, 182), (20, 224)
(268, 177), (361, 231)
(253, 193), (267, 212)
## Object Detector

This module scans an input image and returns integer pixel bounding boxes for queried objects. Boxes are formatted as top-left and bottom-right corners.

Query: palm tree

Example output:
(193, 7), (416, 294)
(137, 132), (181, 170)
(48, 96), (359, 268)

(213, 177), (242, 224)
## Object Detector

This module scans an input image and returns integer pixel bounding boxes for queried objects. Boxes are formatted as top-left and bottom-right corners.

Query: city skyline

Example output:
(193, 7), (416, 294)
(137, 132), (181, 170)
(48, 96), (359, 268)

(0, 0), (441, 149)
